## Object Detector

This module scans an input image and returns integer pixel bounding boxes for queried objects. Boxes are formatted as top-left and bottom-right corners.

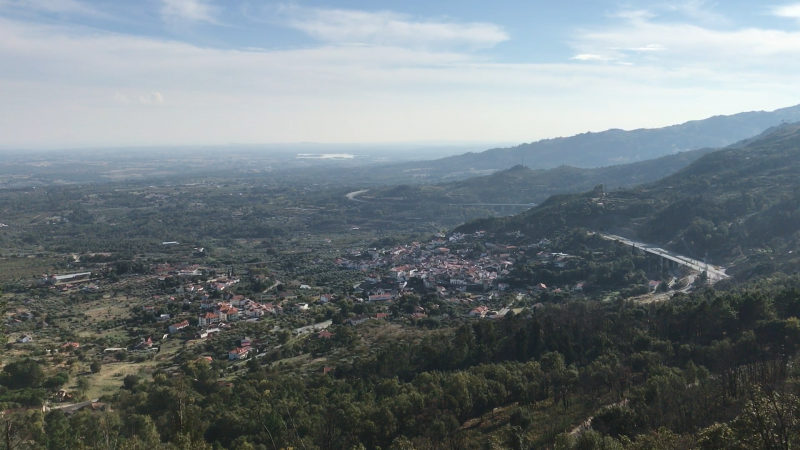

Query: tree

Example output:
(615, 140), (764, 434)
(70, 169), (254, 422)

(121, 414), (161, 449)
(389, 436), (415, 450)
(123, 375), (140, 390)
(76, 377), (90, 396)
(592, 405), (639, 439)
(732, 388), (800, 450)
(44, 411), (73, 450)
(1, 359), (44, 389)
(554, 431), (623, 450)
(90, 361), (102, 374)
(43, 372), (70, 390)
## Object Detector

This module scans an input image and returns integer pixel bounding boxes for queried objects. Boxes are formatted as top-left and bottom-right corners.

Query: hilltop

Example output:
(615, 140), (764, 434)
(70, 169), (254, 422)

(364, 147), (713, 206)
(457, 122), (800, 279)
(357, 104), (800, 182)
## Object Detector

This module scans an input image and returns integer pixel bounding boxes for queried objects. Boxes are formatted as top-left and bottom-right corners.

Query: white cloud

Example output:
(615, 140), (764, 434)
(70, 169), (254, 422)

(772, 3), (800, 21)
(571, 10), (800, 68)
(0, 13), (799, 149)
(571, 54), (611, 61)
(277, 5), (509, 49)
(125, 92), (165, 105)
(160, 0), (217, 23)
(625, 44), (666, 52)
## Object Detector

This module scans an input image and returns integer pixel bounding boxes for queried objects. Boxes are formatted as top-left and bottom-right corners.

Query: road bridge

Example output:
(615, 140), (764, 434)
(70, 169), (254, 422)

(345, 190), (535, 208)
(599, 233), (730, 282)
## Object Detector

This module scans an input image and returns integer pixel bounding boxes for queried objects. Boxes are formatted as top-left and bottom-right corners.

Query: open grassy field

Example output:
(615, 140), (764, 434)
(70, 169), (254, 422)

(0, 255), (62, 280)
(75, 360), (157, 400)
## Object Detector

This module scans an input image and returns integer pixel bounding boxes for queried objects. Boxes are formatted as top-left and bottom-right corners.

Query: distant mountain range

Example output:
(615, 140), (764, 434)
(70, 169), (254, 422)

(358, 103), (800, 182)
(365, 147), (714, 206)
(456, 122), (800, 280)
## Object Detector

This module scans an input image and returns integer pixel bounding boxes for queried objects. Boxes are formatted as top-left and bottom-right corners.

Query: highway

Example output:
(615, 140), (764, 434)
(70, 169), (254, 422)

(599, 233), (730, 282)
(345, 190), (535, 207)
(346, 189), (370, 202)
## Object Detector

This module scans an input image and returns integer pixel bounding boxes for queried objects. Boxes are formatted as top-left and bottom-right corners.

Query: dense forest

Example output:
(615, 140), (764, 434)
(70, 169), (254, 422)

(367, 149), (712, 206)
(4, 119), (800, 449)
(5, 283), (800, 449)
(456, 123), (800, 281)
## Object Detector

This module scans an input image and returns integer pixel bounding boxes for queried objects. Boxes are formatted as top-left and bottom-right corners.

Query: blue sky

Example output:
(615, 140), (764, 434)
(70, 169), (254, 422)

(1, 0), (800, 149)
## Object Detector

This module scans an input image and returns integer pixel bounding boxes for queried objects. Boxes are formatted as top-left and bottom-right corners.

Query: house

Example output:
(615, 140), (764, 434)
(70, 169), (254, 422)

(16, 334), (33, 344)
(533, 283), (548, 292)
(218, 305), (239, 322)
(61, 342), (80, 350)
(317, 330), (334, 339)
(323, 366), (335, 375)
(240, 336), (252, 347)
(648, 280), (661, 291)
(228, 347), (250, 360)
(389, 266), (407, 281)
(368, 292), (393, 302)
(199, 312), (220, 326)
(197, 328), (221, 339)
(200, 299), (216, 310)
(42, 272), (92, 286)
(411, 312), (427, 319)
(375, 313), (389, 320)
(319, 294), (332, 303)
(348, 315), (370, 326)
(156, 314), (171, 321)
(136, 336), (153, 349)
(295, 303), (309, 311)
(572, 282), (585, 292)
(61, 401), (109, 416)
(469, 306), (489, 318)
(55, 389), (74, 403)
(168, 320), (189, 334)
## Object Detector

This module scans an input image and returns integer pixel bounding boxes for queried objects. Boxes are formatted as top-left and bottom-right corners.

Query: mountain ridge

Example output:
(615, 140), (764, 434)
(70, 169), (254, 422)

(455, 121), (800, 280)
(362, 104), (800, 182)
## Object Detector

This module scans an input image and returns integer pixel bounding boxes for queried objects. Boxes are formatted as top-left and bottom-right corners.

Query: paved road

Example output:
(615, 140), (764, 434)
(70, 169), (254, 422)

(599, 233), (730, 282)
(346, 190), (370, 202)
(345, 190), (535, 207)
(447, 203), (536, 207)
(262, 280), (281, 294)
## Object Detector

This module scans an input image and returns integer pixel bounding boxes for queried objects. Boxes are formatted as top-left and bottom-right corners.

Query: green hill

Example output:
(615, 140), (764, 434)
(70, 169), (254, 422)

(364, 103), (800, 182)
(457, 123), (800, 279)
(363, 148), (712, 206)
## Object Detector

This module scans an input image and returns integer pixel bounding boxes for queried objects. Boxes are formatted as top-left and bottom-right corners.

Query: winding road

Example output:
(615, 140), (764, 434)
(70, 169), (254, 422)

(346, 189), (371, 203)
(345, 189), (535, 207)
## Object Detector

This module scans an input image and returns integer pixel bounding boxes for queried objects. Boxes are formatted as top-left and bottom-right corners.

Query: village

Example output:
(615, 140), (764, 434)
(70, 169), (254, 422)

(3, 224), (634, 414)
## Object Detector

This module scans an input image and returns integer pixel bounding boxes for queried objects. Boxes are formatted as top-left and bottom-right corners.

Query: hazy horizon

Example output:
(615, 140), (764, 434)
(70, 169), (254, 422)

(2, 0), (800, 149)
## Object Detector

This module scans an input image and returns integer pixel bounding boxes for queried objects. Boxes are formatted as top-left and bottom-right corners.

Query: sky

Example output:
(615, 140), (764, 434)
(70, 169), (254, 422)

(1, 0), (800, 149)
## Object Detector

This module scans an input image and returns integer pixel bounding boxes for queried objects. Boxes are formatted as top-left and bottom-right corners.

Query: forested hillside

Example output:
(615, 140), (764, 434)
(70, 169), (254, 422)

(359, 104), (800, 181)
(365, 148), (712, 206)
(7, 281), (800, 449)
(457, 123), (800, 279)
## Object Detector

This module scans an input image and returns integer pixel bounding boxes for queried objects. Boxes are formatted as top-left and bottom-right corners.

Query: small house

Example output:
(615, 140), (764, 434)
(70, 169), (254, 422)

(228, 347), (250, 360)
(168, 320), (189, 334)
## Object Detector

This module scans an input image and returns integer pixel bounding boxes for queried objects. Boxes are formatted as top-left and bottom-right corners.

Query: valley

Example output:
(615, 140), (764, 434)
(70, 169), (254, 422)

(1, 110), (800, 450)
